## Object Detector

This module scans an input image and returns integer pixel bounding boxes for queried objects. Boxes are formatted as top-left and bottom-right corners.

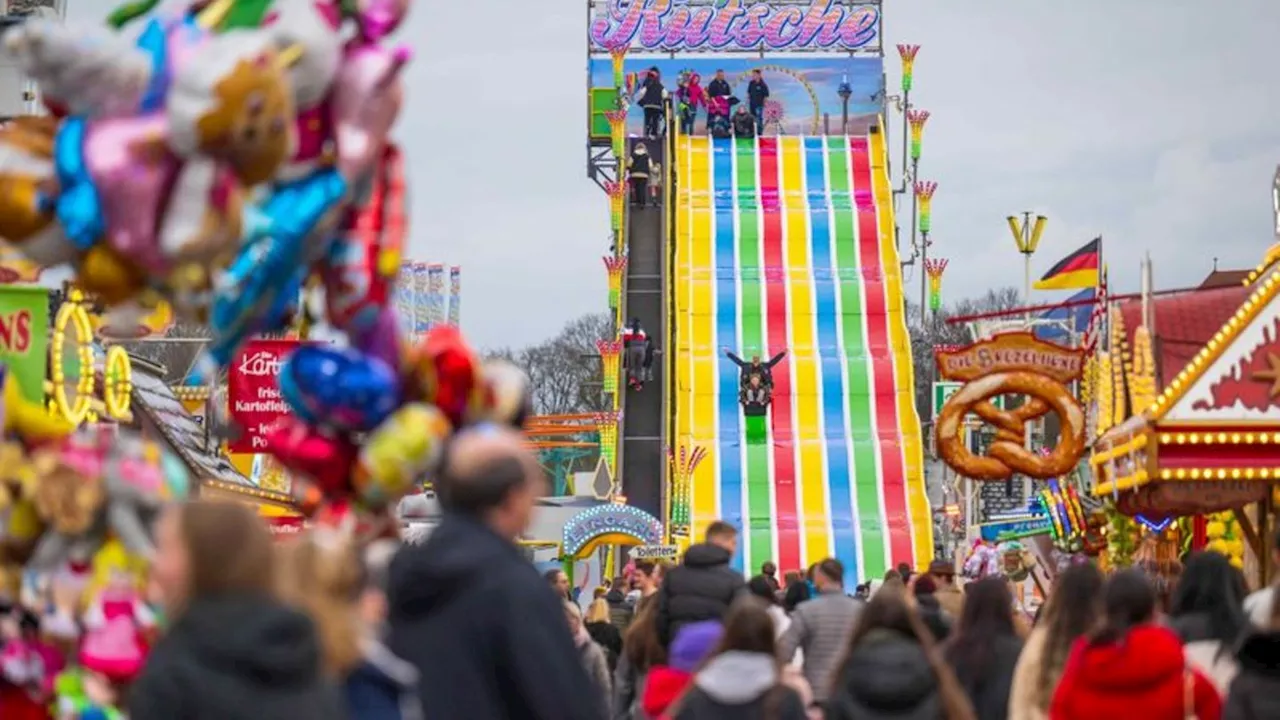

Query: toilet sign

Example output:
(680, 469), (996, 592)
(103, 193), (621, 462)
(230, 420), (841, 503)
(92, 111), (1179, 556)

(632, 544), (679, 559)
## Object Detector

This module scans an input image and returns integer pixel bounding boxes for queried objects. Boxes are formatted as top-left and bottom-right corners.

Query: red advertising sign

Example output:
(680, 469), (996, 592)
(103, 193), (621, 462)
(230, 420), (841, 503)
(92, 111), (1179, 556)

(227, 339), (298, 453)
(266, 516), (308, 538)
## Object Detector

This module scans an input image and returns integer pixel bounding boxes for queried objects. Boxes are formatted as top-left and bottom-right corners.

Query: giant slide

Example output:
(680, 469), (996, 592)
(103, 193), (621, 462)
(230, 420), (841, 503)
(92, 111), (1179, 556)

(673, 131), (932, 587)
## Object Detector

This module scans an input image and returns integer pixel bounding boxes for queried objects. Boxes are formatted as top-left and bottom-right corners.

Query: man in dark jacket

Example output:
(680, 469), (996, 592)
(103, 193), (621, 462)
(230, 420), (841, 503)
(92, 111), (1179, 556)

(706, 69), (731, 103)
(387, 426), (602, 720)
(627, 144), (651, 207)
(746, 69), (769, 133)
(604, 578), (633, 631)
(654, 521), (745, 648)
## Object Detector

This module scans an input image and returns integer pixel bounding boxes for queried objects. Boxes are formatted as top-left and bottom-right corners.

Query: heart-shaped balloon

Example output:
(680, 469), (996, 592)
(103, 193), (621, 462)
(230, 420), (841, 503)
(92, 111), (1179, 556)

(261, 416), (358, 497)
(278, 345), (401, 432)
(353, 403), (451, 510)
(406, 325), (482, 428)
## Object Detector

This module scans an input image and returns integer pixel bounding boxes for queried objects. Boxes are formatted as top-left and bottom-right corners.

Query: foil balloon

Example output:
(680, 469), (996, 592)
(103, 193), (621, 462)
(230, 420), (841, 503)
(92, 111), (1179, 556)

(480, 359), (532, 429)
(353, 403), (450, 510)
(407, 325), (483, 428)
(0, 15), (302, 316)
(278, 344), (401, 432)
(260, 416), (358, 498)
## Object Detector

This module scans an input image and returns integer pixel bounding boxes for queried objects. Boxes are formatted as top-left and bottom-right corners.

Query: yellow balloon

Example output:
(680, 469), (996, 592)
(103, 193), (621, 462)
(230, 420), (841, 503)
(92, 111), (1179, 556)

(1206, 520), (1226, 540)
(1207, 538), (1230, 555)
(1230, 556), (1244, 570)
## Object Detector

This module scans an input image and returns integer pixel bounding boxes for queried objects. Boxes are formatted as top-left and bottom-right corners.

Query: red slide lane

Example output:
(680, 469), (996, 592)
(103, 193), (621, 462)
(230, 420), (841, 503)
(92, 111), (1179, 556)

(848, 137), (913, 566)
(757, 137), (800, 572)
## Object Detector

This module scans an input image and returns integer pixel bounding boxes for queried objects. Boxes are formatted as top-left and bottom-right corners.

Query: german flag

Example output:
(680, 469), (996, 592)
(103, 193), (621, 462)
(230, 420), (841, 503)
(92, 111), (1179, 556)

(1034, 237), (1101, 291)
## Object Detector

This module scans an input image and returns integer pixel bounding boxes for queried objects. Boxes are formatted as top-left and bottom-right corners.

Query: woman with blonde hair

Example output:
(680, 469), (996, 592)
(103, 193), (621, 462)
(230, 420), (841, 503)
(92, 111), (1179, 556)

(129, 501), (341, 720)
(585, 596), (623, 672)
(276, 531), (422, 720)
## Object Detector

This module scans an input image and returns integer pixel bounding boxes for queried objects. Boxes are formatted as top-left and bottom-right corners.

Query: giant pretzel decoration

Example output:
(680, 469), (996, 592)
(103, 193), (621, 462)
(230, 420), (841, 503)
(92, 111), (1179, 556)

(933, 332), (1088, 482)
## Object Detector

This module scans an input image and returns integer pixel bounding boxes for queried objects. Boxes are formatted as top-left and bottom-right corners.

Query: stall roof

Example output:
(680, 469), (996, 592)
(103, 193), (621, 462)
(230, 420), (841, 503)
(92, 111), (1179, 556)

(1116, 285), (1249, 389)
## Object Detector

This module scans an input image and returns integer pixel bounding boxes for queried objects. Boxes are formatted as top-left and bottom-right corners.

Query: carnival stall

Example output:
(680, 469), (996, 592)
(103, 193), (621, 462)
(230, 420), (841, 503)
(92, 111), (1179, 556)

(1090, 246), (1280, 585)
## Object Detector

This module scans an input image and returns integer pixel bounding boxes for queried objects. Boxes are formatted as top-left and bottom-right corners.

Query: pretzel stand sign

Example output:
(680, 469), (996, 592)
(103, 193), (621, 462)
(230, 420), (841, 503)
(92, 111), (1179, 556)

(935, 332), (1087, 481)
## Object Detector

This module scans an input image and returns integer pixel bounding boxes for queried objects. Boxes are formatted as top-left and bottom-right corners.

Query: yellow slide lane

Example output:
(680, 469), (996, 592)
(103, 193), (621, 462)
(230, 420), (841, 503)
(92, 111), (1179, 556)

(676, 134), (720, 539)
(869, 128), (934, 568)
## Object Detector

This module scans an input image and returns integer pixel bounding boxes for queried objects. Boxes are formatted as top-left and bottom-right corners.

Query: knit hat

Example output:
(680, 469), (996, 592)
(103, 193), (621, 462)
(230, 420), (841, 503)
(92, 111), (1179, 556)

(669, 620), (723, 672)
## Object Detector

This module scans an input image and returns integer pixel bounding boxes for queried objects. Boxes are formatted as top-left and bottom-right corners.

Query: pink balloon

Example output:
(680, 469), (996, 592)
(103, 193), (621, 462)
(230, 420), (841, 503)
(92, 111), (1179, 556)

(83, 113), (180, 274)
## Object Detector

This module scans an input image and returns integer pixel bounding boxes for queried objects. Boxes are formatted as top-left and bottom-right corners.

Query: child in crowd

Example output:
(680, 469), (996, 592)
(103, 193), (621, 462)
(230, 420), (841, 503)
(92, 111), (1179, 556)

(640, 620), (723, 718)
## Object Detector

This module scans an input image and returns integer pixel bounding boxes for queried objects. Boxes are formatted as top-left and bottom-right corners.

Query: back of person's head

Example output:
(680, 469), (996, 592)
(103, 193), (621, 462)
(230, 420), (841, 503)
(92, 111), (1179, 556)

(711, 597), (777, 657)
(435, 427), (543, 533)
(1035, 562), (1104, 706)
(783, 570), (801, 586)
(946, 577), (1016, 687)
(275, 530), (363, 676)
(586, 597), (610, 624)
(624, 601), (667, 670)
(670, 620), (724, 672)
(816, 558), (844, 590)
(762, 561), (776, 576)
(835, 583), (976, 719)
(153, 500), (276, 615)
(897, 562), (914, 581)
(883, 569), (902, 584)
(746, 575), (776, 604)
(704, 520), (737, 550)
(1091, 568), (1156, 646)
(913, 574), (937, 596)
(1170, 551), (1248, 646)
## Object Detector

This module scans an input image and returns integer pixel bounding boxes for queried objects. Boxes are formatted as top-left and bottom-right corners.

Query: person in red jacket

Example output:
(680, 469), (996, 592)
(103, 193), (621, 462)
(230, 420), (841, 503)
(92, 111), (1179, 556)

(1049, 569), (1221, 720)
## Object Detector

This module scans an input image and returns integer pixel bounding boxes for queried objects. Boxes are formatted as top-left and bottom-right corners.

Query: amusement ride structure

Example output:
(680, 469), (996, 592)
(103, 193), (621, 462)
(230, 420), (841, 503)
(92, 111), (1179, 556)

(583, 0), (934, 587)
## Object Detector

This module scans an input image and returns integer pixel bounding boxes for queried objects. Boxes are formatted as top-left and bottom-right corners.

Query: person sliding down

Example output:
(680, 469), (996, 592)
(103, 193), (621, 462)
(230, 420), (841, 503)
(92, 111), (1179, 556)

(622, 318), (648, 390)
(722, 347), (787, 389)
(740, 375), (770, 417)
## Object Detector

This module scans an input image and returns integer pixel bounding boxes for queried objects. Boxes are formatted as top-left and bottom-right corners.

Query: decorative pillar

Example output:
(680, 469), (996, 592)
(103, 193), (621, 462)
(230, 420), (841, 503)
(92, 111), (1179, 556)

(915, 181), (937, 235)
(597, 339), (622, 395)
(609, 42), (629, 92)
(603, 255), (627, 311)
(594, 410), (621, 477)
(605, 109), (628, 161)
(924, 258), (948, 312)
(666, 443), (706, 540)
(897, 44), (921, 93)
(907, 110), (930, 162)
(604, 180), (627, 234)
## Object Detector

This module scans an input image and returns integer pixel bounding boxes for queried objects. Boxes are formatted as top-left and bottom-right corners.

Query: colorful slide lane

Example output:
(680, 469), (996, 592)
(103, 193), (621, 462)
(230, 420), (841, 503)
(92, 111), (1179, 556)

(674, 132), (932, 586)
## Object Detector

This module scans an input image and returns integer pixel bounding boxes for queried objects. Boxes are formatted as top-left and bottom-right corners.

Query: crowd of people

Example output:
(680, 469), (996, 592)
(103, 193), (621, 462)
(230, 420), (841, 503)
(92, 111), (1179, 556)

(634, 67), (771, 140)
(5, 421), (1280, 719)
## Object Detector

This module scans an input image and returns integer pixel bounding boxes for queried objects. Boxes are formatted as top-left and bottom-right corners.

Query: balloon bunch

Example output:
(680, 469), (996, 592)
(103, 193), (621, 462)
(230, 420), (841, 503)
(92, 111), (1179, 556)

(0, 1), (308, 320)
(0, 369), (189, 720)
(197, 0), (414, 380)
(264, 325), (533, 527)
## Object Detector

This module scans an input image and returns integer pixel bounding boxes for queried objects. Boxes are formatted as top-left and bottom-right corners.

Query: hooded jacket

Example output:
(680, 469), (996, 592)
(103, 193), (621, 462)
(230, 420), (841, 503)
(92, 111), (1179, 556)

(654, 543), (745, 648)
(387, 513), (602, 720)
(670, 651), (808, 720)
(732, 110), (756, 137)
(1048, 625), (1221, 720)
(605, 588), (634, 630)
(128, 596), (342, 720)
(825, 629), (941, 720)
(1223, 630), (1280, 720)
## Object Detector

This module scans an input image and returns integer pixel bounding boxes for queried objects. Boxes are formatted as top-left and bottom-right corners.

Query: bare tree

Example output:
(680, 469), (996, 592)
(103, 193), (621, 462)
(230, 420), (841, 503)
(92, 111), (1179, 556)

(486, 312), (613, 415)
(908, 286), (1023, 417)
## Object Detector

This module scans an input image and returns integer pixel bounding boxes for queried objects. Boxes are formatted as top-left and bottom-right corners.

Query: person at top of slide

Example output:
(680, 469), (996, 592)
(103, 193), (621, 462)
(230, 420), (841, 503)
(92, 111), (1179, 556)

(722, 347), (787, 389)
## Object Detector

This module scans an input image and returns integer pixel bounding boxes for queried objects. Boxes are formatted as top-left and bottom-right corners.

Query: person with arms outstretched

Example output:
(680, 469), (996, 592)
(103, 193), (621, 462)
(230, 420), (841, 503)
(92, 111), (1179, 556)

(722, 347), (787, 388)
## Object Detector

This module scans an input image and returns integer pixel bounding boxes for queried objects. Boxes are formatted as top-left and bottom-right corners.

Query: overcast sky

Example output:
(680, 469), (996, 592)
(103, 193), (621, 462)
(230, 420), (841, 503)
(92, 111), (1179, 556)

(70, 1), (1280, 351)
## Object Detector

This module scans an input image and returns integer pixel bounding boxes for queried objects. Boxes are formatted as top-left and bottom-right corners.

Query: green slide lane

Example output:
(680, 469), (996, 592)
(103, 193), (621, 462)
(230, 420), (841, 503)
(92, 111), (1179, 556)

(825, 138), (887, 569)
(735, 138), (773, 571)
